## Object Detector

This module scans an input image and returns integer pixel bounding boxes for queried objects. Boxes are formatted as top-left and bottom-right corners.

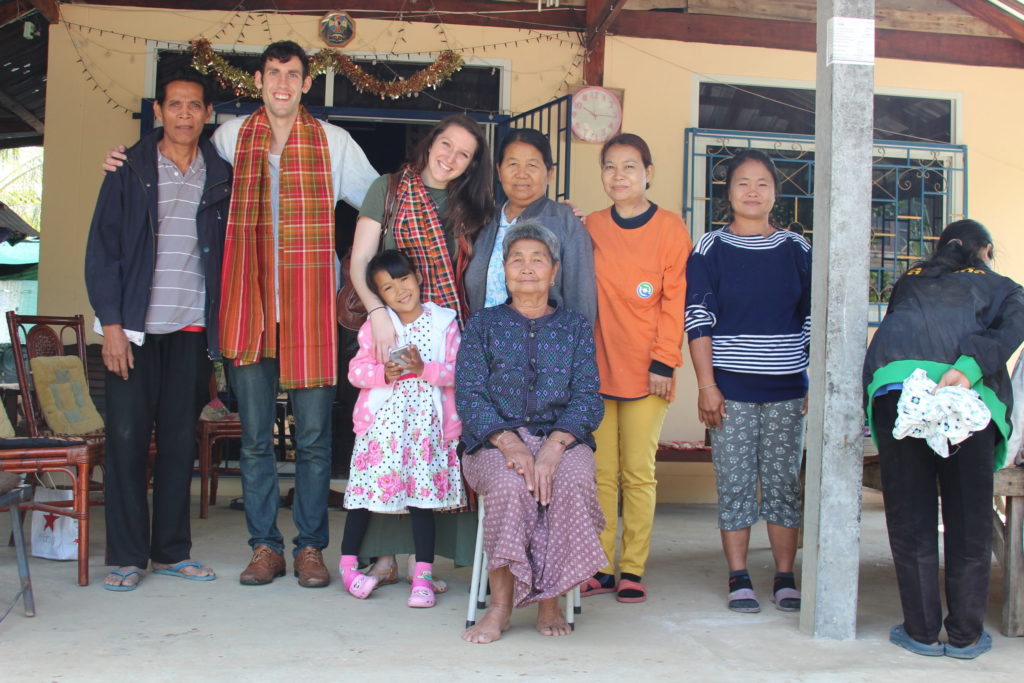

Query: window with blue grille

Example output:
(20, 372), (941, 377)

(685, 83), (965, 324)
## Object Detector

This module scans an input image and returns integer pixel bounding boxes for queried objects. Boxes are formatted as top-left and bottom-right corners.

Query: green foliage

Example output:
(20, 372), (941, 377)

(0, 147), (44, 232)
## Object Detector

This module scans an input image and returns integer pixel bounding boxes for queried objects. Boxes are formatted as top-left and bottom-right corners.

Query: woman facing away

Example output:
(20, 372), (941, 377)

(685, 149), (811, 614)
(864, 219), (1024, 659)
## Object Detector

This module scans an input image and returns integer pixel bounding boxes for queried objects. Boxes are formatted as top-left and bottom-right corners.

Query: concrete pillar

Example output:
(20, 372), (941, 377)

(800, 0), (875, 639)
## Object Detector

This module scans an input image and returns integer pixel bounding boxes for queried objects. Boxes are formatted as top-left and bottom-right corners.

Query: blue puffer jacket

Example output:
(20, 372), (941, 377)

(84, 130), (232, 357)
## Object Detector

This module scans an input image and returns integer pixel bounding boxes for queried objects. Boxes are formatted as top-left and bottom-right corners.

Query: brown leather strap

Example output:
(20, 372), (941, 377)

(378, 171), (402, 250)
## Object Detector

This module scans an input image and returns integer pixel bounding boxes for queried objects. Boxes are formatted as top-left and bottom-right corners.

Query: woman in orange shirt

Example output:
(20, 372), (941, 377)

(583, 134), (691, 602)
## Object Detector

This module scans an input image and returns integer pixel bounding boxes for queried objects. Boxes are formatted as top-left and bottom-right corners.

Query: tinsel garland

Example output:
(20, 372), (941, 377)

(190, 39), (463, 100)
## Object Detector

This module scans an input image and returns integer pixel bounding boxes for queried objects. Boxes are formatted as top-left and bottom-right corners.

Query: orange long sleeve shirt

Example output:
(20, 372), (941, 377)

(587, 206), (692, 399)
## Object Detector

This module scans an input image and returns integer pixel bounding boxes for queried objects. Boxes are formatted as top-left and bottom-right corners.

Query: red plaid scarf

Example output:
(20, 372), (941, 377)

(219, 106), (337, 389)
(393, 166), (466, 321)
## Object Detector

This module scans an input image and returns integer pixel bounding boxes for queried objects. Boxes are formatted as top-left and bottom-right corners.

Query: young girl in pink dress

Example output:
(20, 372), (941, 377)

(339, 250), (464, 608)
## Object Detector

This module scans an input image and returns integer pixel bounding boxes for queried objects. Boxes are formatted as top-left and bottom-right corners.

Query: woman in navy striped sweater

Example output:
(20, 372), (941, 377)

(684, 149), (811, 614)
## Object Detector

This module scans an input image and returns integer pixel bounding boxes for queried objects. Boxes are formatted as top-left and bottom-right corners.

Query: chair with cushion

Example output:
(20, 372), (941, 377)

(2, 312), (105, 586)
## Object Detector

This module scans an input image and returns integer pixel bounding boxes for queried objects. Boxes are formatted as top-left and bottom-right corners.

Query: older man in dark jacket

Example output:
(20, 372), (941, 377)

(85, 71), (230, 591)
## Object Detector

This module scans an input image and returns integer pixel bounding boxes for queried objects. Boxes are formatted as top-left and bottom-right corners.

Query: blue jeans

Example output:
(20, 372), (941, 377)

(230, 358), (336, 556)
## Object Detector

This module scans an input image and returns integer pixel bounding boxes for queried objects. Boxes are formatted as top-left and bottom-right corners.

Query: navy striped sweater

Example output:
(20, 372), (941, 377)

(685, 228), (812, 403)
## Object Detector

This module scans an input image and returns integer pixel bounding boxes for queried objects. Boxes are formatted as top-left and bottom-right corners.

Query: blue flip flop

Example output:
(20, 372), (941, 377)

(944, 631), (992, 659)
(889, 624), (944, 656)
(103, 568), (143, 592)
(151, 560), (217, 582)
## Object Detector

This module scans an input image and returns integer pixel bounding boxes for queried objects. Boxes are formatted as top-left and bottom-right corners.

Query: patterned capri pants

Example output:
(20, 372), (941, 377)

(709, 398), (804, 531)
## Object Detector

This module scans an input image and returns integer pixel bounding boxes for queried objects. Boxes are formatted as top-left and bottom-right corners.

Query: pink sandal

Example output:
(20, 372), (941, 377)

(581, 575), (616, 597)
(727, 587), (761, 613)
(616, 578), (647, 603)
(346, 572), (378, 599)
(407, 583), (436, 608)
(407, 562), (436, 608)
(339, 555), (378, 599)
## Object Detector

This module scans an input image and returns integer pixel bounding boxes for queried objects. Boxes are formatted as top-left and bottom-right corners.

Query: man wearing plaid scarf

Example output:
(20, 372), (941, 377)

(212, 41), (378, 588)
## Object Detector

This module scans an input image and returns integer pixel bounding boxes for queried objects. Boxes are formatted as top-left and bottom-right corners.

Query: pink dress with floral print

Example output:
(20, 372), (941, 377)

(344, 307), (464, 513)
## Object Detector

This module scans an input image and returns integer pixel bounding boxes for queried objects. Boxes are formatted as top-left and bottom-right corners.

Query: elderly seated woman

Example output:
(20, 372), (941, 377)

(456, 220), (606, 644)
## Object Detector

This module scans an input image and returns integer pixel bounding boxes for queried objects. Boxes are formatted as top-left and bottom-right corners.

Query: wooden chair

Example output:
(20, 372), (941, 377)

(195, 371), (242, 518)
(3, 312), (105, 586)
(7, 313), (91, 438)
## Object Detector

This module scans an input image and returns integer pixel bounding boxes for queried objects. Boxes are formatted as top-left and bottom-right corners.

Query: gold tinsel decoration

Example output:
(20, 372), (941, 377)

(190, 39), (463, 100)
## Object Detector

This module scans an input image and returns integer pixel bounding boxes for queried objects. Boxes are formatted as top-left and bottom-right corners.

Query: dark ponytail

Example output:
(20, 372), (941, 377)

(913, 219), (993, 277)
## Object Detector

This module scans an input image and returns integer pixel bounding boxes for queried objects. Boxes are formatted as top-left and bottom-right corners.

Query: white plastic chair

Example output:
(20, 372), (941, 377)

(465, 496), (581, 629)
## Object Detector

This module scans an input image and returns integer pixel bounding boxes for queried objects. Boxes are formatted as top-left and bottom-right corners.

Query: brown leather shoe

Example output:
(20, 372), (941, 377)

(239, 545), (286, 586)
(294, 546), (330, 588)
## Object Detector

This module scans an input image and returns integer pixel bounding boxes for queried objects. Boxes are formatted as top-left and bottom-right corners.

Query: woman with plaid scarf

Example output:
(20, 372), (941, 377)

(346, 114), (494, 590)
(350, 114), (493, 351)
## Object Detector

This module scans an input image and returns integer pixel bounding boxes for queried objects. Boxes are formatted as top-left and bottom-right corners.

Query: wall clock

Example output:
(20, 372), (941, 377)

(570, 86), (623, 143)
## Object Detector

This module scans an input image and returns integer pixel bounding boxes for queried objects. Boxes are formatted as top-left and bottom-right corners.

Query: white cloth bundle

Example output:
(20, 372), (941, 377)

(893, 368), (991, 458)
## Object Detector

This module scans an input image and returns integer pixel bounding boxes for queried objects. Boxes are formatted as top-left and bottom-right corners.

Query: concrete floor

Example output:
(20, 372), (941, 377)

(0, 481), (1019, 682)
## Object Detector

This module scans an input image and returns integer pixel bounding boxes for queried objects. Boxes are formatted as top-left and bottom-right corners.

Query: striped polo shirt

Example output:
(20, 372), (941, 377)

(144, 150), (206, 334)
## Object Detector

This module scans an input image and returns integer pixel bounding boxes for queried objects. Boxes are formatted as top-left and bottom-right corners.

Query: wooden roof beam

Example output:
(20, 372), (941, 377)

(947, 0), (1024, 42)
(77, 1), (584, 31)
(585, 1), (627, 86)
(611, 9), (1024, 69)
(67, 1), (1024, 69)
(0, 5), (37, 30)
(28, 0), (59, 24)
(586, 0), (627, 45)
(0, 86), (44, 134)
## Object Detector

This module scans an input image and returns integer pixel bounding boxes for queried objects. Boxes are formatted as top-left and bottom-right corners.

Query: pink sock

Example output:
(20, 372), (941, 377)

(411, 561), (433, 589)
(339, 555), (362, 590)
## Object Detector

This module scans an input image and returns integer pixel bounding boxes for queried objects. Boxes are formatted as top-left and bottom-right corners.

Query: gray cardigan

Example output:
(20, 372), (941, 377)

(465, 196), (597, 323)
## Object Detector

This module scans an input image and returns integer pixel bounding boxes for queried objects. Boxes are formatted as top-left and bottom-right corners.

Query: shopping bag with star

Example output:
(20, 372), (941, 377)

(30, 486), (78, 560)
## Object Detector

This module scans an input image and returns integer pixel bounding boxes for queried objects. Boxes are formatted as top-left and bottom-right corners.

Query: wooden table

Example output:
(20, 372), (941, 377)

(993, 465), (1024, 637)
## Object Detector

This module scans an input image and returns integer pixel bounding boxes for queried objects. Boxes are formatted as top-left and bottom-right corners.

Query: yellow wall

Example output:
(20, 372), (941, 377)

(575, 37), (1024, 446)
(40, 5), (581, 333)
(41, 7), (1024, 502)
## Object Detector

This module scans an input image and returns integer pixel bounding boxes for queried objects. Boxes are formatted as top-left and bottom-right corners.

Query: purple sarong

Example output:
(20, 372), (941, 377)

(463, 429), (607, 608)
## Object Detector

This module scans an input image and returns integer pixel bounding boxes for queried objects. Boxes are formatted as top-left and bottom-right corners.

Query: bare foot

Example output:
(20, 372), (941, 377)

(367, 555), (398, 586)
(371, 555), (397, 574)
(535, 597), (571, 637)
(104, 566), (144, 589)
(462, 604), (512, 644)
(151, 559), (215, 579)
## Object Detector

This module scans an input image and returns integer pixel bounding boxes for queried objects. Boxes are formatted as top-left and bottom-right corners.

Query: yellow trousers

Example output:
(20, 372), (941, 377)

(593, 395), (668, 577)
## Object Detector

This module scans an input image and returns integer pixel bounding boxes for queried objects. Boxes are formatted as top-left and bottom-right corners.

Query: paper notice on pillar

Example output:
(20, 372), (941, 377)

(826, 17), (875, 67)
